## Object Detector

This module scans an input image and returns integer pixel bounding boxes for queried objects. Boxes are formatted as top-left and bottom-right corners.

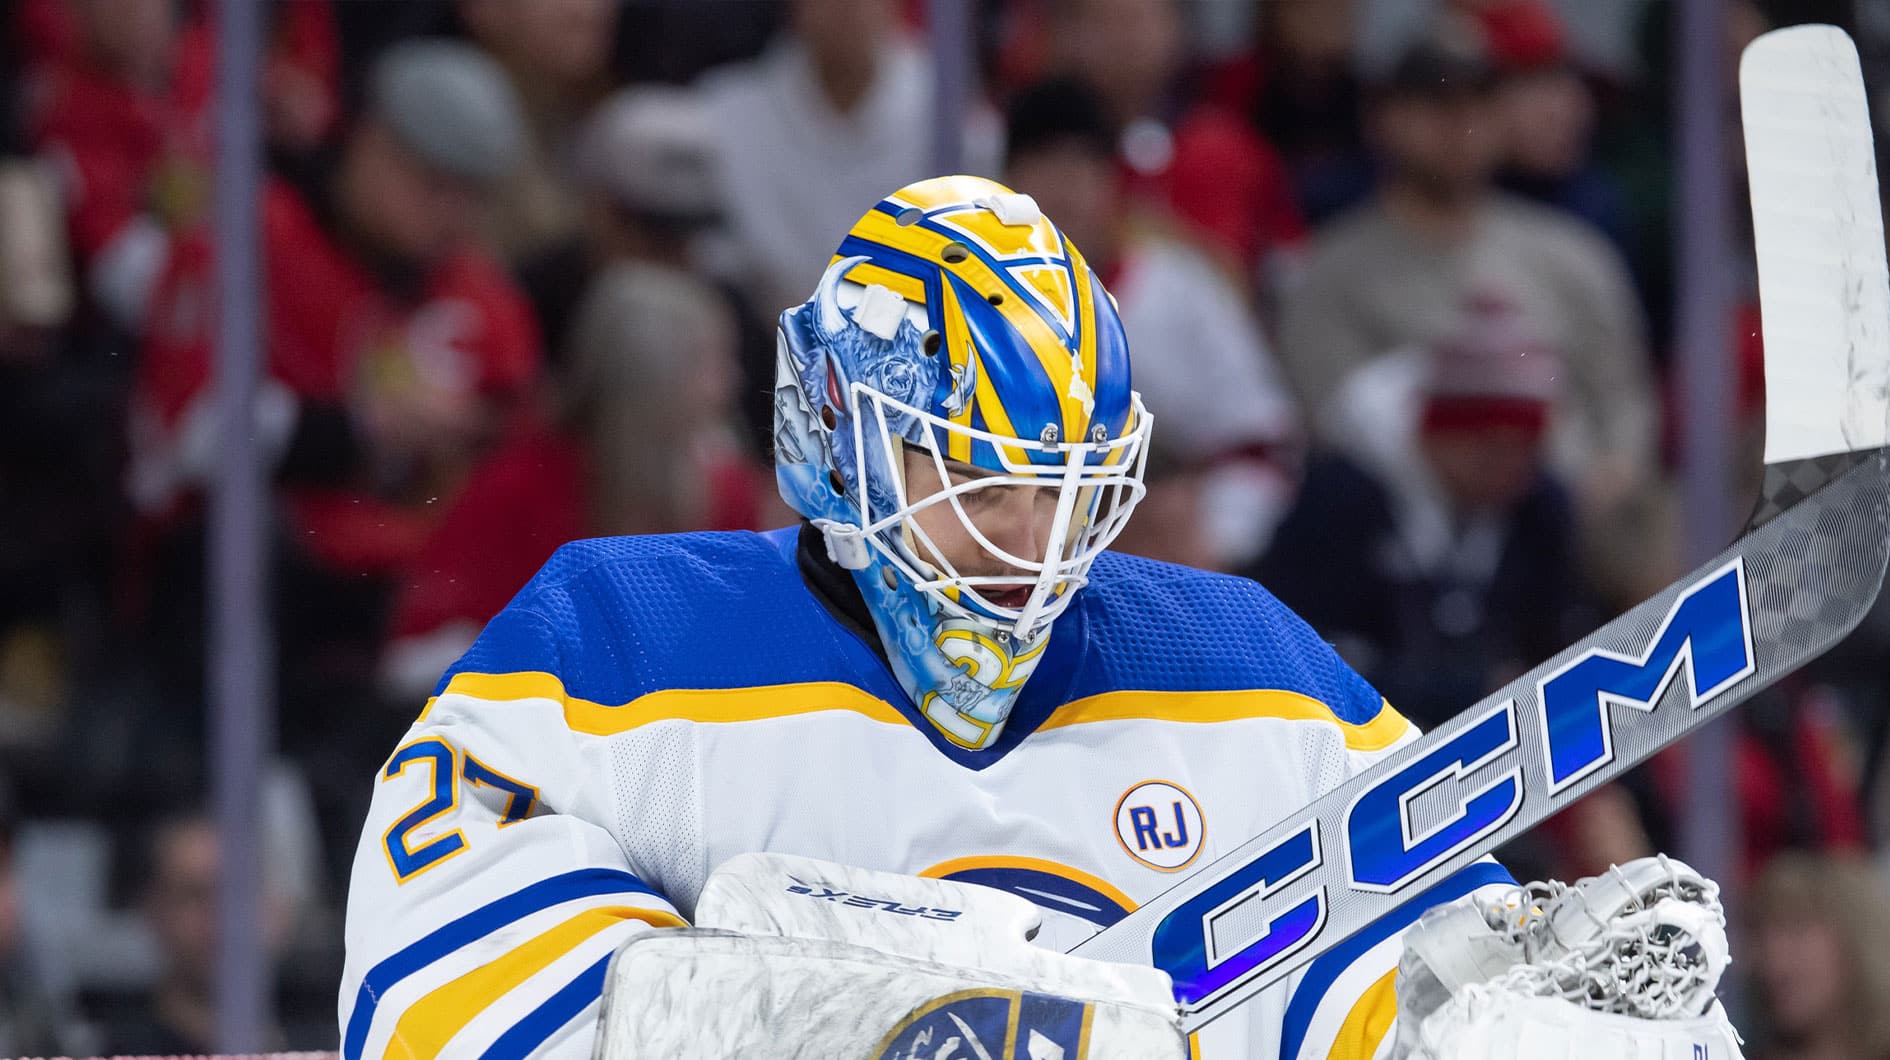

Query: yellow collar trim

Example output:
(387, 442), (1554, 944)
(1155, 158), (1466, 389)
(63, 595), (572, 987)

(422, 671), (1409, 751)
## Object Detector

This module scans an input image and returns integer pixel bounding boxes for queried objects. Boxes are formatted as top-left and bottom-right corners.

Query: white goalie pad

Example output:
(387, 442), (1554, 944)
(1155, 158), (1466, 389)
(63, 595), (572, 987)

(596, 932), (1188, 1060)
(691, 851), (1047, 968)
(595, 854), (1185, 1060)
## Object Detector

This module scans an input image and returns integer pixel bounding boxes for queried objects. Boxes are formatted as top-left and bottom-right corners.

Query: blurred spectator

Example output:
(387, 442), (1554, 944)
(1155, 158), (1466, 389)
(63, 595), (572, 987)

(613, 2), (788, 87)
(1745, 852), (1890, 1060)
(1485, 0), (1634, 264)
(1593, 0), (1771, 358)
(126, 40), (538, 877)
(97, 813), (293, 1055)
(1277, 26), (1657, 528)
(1002, 77), (1299, 571)
(26, 0), (343, 338)
(518, 87), (722, 358)
(517, 85), (781, 458)
(0, 148), (71, 359)
(10, 0), (77, 86)
(28, 0), (199, 336)
(131, 39), (536, 578)
(0, 0), (69, 348)
(1203, 0), (1375, 226)
(0, 777), (73, 1056)
(1253, 292), (1587, 729)
(1256, 289), (1655, 883)
(1043, 0), (1181, 135)
(1650, 686), (1869, 883)
(382, 263), (781, 700)
(696, 0), (999, 319)
(1819, 598), (1890, 847)
(457, 0), (619, 262)
(1045, 0), (1309, 298)
(253, 0), (344, 160)
(0, 2), (107, 784)
(177, 2), (344, 169)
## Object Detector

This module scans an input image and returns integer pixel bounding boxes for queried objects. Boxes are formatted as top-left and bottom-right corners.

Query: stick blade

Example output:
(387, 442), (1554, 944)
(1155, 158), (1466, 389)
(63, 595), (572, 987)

(1742, 24), (1890, 464)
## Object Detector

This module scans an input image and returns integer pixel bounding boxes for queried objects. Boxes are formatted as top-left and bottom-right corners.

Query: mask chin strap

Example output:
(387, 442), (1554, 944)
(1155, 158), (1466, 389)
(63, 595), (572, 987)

(811, 518), (873, 570)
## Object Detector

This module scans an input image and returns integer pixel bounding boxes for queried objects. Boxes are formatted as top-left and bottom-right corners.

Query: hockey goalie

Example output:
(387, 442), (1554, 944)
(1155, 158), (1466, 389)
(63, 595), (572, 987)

(339, 176), (1744, 1059)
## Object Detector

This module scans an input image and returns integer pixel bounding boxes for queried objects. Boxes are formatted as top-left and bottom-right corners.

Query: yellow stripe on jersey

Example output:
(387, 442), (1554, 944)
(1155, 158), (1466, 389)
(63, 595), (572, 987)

(428, 671), (1410, 751)
(1326, 967), (1398, 1059)
(573, 683), (912, 734)
(1039, 690), (1411, 752)
(432, 671), (910, 736)
(384, 904), (683, 1059)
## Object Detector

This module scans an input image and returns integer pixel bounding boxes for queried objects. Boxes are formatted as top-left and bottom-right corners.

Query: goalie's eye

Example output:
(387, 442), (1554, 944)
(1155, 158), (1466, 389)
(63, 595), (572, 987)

(956, 486), (1003, 511)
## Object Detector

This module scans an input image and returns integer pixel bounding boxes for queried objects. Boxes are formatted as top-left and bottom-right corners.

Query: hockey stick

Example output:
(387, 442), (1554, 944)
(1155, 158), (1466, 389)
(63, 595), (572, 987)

(1070, 24), (1890, 1034)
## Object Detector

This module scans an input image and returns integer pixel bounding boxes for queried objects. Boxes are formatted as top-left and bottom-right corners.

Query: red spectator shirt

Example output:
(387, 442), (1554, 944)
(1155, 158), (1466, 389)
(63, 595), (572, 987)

(387, 418), (771, 645)
(1124, 105), (1308, 282)
(136, 179), (542, 575)
(29, 0), (337, 267)
(30, 59), (199, 264)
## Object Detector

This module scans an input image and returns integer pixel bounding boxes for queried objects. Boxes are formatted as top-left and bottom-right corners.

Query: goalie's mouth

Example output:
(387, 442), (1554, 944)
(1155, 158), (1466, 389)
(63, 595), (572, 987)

(983, 585), (1034, 609)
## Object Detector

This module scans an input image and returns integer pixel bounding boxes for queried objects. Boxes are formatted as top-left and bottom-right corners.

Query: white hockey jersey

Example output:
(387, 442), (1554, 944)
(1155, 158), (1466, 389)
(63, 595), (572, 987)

(340, 527), (1510, 1059)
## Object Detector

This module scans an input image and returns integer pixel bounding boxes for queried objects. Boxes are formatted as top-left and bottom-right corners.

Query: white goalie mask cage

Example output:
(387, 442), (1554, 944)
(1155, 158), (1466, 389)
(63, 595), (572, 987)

(831, 375), (1154, 645)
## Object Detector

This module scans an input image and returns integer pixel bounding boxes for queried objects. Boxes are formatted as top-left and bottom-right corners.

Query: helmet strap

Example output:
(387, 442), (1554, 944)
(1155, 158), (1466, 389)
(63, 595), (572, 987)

(810, 518), (872, 570)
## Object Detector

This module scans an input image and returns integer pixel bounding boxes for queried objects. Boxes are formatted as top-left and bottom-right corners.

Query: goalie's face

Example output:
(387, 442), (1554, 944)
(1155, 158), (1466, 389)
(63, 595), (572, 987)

(899, 448), (1061, 611)
(868, 392), (1149, 644)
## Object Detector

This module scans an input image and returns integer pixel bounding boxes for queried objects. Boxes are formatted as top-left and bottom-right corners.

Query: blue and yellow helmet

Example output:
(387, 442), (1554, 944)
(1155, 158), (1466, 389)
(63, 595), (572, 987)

(774, 175), (1151, 749)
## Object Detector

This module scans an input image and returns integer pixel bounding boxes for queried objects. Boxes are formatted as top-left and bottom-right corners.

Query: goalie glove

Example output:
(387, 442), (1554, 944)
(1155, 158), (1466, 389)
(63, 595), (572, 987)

(593, 853), (1186, 1059)
(1393, 855), (1745, 1060)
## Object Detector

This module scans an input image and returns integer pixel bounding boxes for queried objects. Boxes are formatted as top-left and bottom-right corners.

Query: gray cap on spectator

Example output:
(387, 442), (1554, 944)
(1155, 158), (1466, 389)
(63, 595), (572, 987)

(575, 87), (722, 225)
(369, 39), (526, 184)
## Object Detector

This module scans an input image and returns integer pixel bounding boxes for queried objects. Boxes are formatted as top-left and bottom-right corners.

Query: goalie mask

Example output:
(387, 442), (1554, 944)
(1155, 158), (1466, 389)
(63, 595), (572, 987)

(774, 175), (1151, 750)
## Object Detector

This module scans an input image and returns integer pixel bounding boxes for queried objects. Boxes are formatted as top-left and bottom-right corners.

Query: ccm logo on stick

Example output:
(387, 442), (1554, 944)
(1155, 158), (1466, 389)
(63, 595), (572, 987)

(1151, 825), (1324, 1007)
(1149, 557), (1755, 1011)
(1344, 698), (1521, 893)
(1538, 558), (1755, 794)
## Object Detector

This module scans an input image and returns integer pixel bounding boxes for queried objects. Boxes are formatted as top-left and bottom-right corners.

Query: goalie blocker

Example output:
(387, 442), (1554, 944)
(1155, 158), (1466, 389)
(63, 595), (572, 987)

(594, 853), (1186, 1059)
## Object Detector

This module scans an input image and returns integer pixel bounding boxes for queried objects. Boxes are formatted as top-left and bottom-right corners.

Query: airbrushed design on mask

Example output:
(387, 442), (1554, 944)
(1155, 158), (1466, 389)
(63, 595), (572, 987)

(775, 257), (1050, 749)
(785, 256), (930, 519)
(942, 355), (978, 417)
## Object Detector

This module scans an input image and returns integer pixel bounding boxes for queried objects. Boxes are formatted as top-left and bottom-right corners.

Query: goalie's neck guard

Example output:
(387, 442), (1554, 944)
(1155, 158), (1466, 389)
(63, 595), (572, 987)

(772, 176), (1150, 750)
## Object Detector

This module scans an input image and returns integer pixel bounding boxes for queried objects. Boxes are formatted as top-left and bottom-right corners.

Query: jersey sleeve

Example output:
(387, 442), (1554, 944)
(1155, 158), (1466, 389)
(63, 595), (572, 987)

(1275, 720), (1515, 1060)
(339, 603), (685, 1060)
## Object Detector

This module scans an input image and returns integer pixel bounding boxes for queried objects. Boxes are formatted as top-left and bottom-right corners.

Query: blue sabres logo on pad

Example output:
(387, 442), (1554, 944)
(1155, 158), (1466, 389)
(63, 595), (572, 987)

(874, 988), (1092, 1059)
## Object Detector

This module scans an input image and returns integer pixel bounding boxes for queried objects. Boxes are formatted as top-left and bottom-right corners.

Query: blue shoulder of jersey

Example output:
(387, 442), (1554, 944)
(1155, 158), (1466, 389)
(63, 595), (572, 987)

(1065, 551), (1390, 727)
(434, 526), (879, 704)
